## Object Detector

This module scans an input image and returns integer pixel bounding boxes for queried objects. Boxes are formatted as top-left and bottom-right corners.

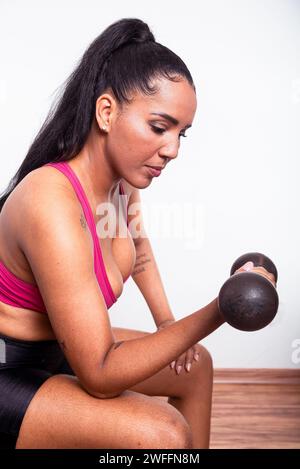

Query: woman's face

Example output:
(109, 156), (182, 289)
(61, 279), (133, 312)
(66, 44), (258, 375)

(101, 76), (197, 188)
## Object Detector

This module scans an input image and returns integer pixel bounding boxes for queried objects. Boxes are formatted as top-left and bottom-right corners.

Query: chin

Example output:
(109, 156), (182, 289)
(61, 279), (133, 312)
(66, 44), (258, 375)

(124, 174), (153, 190)
(135, 180), (152, 189)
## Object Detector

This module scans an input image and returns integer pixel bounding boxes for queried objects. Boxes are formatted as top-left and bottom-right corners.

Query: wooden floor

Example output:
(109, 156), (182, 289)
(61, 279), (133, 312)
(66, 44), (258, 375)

(210, 369), (300, 449)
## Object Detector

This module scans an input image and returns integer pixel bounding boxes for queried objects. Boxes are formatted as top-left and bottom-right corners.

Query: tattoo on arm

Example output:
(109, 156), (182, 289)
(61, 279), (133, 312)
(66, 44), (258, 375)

(80, 213), (87, 229)
(132, 252), (151, 276)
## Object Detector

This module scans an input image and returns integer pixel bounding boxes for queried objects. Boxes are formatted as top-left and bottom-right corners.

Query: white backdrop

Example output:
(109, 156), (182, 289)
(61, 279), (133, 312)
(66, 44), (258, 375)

(0, 0), (299, 368)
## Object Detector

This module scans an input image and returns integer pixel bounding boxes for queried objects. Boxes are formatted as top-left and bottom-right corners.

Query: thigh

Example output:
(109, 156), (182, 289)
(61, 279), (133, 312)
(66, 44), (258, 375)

(111, 327), (211, 399)
(16, 374), (191, 449)
(0, 367), (53, 448)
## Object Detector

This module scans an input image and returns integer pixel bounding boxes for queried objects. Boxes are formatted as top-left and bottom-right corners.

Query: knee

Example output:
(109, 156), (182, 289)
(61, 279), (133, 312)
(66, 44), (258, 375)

(183, 344), (213, 392)
(203, 345), (213, 369)
(140, 406), (193, 449)
(150, 410), (193, 449)
(166, 418), (193, 449)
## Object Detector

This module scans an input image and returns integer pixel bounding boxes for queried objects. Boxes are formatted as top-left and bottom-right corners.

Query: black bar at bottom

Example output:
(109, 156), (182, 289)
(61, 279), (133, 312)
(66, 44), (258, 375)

(0, 449), (298, 467)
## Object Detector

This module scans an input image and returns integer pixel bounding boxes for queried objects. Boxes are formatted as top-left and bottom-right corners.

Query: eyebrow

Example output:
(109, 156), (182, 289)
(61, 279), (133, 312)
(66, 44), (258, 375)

(150, 112), (192, 129)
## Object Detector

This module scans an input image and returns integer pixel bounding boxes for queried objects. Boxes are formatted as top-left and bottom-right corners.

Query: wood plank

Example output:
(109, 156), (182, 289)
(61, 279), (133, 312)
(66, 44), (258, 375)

(214, 368), (300, 384)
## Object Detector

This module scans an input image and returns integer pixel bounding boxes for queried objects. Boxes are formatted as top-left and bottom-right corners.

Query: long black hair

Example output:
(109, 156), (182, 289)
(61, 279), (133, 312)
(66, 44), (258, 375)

(0, 18), (195, 211)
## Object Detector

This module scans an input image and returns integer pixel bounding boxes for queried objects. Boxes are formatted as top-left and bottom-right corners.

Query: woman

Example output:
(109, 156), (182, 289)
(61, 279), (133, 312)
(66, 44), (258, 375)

(0, 18), (275, 449)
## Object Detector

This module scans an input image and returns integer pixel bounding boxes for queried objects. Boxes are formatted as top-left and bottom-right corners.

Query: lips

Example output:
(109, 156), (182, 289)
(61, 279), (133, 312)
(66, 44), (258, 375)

(147, 165), (164, 170)
(146, 166), (162, 177)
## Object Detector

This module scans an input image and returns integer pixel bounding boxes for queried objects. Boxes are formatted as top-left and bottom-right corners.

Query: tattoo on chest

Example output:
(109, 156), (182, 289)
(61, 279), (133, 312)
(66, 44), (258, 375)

(80, 213), (87, 229)
(132, 252), (151, 276)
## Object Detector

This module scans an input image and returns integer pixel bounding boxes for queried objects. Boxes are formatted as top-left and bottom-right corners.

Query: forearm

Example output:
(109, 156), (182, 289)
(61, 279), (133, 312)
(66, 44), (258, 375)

(132, 238), (175, 327)
(92, 297), (224, 397)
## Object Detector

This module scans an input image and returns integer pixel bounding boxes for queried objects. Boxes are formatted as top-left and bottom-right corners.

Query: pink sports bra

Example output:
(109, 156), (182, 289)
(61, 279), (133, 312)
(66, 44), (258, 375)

(0, 161), (129, 313)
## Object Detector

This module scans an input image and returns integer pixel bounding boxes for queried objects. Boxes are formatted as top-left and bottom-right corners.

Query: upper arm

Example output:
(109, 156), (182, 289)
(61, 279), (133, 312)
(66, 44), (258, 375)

(19, 180), (115, 394)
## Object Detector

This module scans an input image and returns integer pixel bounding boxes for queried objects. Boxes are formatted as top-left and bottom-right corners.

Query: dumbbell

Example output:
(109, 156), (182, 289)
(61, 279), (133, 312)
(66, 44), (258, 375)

(218, 252), (279, 331)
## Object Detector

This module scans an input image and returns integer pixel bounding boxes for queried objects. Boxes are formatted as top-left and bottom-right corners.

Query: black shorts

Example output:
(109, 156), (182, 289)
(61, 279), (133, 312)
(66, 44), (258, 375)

(0, 332), (75, 448)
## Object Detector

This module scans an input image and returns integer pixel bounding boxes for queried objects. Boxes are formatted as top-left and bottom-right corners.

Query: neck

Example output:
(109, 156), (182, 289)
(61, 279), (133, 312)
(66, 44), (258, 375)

(67, 125), (121, 207)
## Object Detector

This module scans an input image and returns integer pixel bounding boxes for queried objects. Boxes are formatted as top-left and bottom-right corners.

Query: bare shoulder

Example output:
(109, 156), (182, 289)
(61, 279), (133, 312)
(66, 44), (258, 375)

(7, 165), (84, 250)
(0, 166), (82, 249)
(15, 165), (79, 214)
(16, 165), (77, 203)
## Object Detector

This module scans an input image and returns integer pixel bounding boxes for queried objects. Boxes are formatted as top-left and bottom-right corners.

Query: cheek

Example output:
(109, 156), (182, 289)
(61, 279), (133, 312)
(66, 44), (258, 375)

(110, 119), (154, 164)
(125, 117), (151, 148)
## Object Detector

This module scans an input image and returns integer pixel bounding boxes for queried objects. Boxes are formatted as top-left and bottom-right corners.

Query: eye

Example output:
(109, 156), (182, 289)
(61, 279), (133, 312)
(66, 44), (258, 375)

(151, 126), (187, 138)
(151, 126), (165, 135)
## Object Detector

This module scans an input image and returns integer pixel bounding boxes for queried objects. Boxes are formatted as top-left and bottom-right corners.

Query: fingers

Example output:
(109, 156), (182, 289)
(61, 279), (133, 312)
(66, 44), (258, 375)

(170, 343), (206, 376)
(193, 343), (202, 361)
(234, 263), (276, 287)
(174, 352), (186, 375)
(184, 347), (195, 373)
(234, 261), (254, 274)
(170, 350), (193, 375)
(171, 345), (201, 375)
(251, 267), (276, 287)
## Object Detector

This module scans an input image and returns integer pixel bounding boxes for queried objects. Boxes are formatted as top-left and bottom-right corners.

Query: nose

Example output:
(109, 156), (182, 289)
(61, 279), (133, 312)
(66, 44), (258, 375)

(158, 140), (180, 163)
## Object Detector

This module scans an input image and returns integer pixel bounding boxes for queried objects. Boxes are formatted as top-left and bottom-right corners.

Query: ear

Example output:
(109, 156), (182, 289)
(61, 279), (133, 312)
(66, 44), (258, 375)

(95, 93), (117, 133)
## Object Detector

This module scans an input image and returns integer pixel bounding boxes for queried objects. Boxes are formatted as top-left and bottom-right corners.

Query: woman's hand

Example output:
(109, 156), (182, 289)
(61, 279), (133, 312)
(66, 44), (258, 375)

(157, 319), (202, 375)
(233, 261), (277, 288)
